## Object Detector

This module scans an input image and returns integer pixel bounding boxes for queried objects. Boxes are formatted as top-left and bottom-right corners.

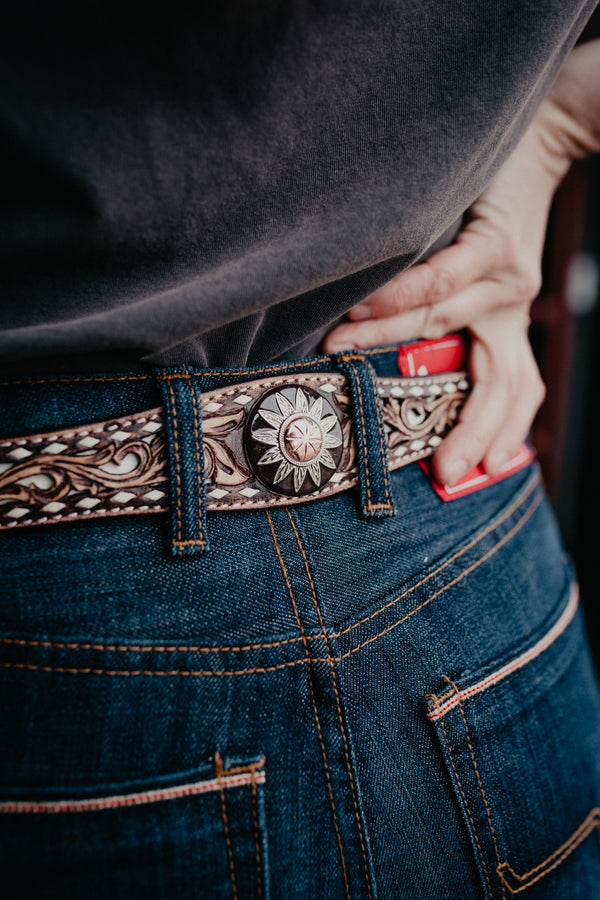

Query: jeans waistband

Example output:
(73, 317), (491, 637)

(0, 345), (469, 555)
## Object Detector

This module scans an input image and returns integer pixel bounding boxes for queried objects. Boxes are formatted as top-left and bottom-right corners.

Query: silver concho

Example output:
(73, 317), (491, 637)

(245, 385), (343, 496)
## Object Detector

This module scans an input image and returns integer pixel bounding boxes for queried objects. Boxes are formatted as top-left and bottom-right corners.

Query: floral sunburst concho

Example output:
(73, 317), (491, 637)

(245, 385), (344, 496)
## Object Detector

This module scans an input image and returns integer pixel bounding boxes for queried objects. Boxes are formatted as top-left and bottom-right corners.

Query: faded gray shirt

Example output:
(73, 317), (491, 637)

(0, 0), (597, 372)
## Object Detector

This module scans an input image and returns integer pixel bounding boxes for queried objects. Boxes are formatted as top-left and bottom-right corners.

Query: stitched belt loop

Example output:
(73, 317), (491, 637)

(334, 353), (394, 519)
(157, 367), (208, 557)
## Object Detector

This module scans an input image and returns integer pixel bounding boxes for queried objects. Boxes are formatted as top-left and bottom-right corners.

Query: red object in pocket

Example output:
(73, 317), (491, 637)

(397, 333), (468, 377)
(397, 334), (534, 500)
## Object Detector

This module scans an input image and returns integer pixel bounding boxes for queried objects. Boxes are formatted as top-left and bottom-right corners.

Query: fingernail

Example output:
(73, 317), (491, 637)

(486, 450), (509, 475)
(349, 304), (372, 320)
(444, 459), (469, 486)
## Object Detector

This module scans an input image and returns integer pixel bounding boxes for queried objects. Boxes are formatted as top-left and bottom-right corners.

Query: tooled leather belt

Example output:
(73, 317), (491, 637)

(0, 369), (469, 531)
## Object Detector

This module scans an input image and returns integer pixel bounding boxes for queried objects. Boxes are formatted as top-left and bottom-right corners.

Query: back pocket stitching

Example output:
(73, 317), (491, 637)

(497, 808), (600, 894)
(427, 582), (579, 723)
(251, 768), (264, 900)
(445, 676), (506, 900)
(215, 752), (240, 900)
(436, 712), (496, 899)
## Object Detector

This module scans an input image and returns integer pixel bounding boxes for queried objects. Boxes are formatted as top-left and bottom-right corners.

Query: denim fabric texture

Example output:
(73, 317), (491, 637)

(1, 346), (599, 899)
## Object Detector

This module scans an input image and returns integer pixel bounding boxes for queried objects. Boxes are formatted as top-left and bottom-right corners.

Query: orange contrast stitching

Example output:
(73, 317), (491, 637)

(0, 634), (308, 654)
(215, 752), (239, 900)
(497, 808), (600, 894)
(335, 489), (543, 660)
(331, 474), (540, 640)
(172, 539), (206, 548)
(221, 757), (266, 777)
(0, 485), (542, 678)
(287, 509), (373, 899)
(265, 510), (351, 900)
(0, 349), (395, 389)
(0, 375), (151, 387)
(163, 375), (205, 551)
(0, 475), (539, 657)
(447, 677), (504, 900)
(438, 715), (494, 898)
(159, 359), (330, 382)
(350, 352), (394, 512)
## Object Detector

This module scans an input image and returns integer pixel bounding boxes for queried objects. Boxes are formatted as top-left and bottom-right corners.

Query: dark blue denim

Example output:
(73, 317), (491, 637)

(1, 347), (599, 899)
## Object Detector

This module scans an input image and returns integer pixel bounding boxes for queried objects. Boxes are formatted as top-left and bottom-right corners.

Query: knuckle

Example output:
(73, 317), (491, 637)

(425, 263), (456, 301)
(389, 281), (413, 312)
(513, 265), (543, 303)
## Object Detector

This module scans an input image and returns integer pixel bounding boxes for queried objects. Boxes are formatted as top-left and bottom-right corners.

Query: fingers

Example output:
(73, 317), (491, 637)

(481, 347), (545, 473)
(348, 231), (499, 321)
(323, 279), (502, 353)
(431, 377), (510, 485)
(431, 312), (544, 484)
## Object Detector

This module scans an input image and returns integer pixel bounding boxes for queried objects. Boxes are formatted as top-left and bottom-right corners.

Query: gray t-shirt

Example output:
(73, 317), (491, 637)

(0, 1), (597, 372)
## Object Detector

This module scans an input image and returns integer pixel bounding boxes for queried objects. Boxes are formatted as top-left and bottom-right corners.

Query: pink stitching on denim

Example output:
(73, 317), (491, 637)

(428, 582), (579, 722)
(0, 768), (266, 814)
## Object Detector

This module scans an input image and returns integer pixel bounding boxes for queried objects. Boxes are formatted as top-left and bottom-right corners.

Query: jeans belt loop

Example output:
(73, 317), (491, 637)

(334, 352), (394, 519)
(157, 367), (208, 557)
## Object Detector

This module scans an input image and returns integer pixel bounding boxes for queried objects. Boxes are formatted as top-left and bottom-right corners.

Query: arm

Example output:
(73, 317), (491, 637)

(323, 39), (600, 485)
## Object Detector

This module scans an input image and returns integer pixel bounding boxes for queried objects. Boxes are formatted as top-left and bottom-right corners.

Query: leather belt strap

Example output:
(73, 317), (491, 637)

(0, 369), (469, 531)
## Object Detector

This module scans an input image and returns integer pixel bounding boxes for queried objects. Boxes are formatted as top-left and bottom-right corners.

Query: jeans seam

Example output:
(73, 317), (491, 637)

(287, 508), (373, 900)
(0, 375), (152, 387)
(265, 510), (352, 900)
(215, 752), (239, 900)
(437, 714), (495, 899)
(446, 677), (505, 900)
(368, 361), (392, 510)
(340, 355), (375, 512)
(0, 475), (540, 657)
(332, 473), (541, 640)
(250, 770), (264, 900)
(0, 484), (542, 677)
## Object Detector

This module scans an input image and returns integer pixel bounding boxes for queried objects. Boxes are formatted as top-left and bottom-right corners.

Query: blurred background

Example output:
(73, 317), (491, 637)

(531, 12), (600, 674)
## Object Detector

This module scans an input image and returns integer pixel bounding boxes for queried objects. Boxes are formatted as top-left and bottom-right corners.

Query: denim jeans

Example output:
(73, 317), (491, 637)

(1, 346), (599, 899)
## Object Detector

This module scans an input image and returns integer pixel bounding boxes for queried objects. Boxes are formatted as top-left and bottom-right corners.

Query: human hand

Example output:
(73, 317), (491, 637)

(323, 40), (600, 485)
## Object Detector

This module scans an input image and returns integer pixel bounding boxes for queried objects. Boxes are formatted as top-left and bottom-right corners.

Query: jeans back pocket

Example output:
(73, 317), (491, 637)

(0, 754), (268, 900)
(425, 583), (600, 899)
